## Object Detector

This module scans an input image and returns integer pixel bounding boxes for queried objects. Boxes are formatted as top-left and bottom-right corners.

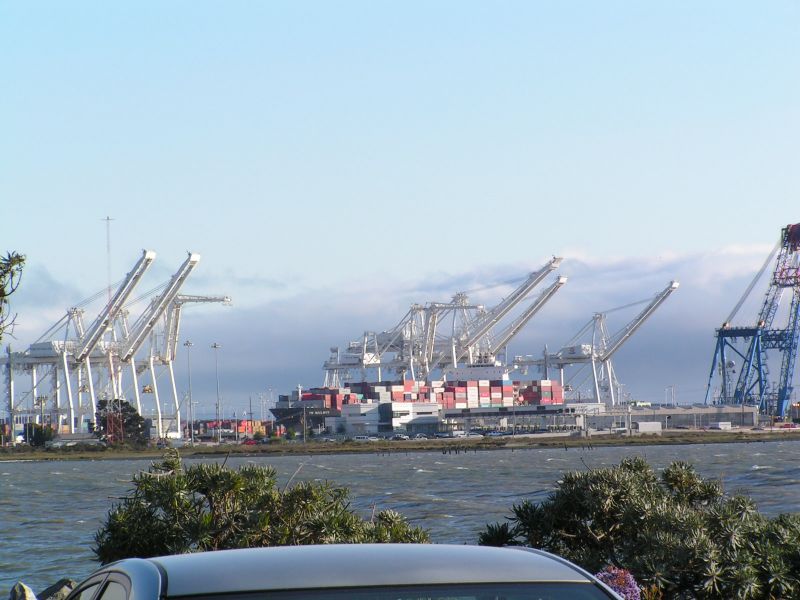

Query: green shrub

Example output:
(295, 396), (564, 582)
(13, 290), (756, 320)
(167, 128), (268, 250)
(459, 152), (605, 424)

(479, 457), (800, 599)
(94, 450), (428, 563)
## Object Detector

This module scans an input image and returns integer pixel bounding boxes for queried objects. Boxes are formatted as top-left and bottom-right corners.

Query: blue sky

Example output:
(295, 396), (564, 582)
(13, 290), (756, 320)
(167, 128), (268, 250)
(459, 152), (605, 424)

(2, 2), (798, 417)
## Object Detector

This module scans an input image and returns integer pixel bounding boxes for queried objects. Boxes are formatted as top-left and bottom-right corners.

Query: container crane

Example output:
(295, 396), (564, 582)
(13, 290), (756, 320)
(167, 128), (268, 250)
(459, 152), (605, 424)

(2, 250), (156, 435)
(704, 223), (800, 417)
(322, 258), (564, 385)
(515, 280), (679, 405)
(1, 250), (220, 439)
(118, 252), (200, 437)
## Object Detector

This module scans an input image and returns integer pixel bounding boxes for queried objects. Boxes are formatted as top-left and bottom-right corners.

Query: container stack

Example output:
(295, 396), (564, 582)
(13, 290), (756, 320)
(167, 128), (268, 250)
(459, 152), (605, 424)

(516, 380), (564, 405)
(441, 380), (515, 409)
(290, 378), (564, 411)
(294, 381), (447, 408)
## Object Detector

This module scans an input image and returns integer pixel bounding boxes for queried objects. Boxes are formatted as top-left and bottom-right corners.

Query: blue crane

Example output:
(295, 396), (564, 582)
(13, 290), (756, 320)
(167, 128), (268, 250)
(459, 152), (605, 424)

(705, 223), (800, 418)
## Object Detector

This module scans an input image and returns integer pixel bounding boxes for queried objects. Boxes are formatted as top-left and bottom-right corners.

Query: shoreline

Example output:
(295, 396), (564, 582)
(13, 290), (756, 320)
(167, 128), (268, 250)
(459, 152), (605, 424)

(2, 428), (800, 462)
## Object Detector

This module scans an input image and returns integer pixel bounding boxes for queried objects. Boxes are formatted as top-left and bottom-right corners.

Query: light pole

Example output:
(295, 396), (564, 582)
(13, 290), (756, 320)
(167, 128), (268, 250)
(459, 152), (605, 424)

(184, 340), (194, 445)
(212, 343), (222, 443)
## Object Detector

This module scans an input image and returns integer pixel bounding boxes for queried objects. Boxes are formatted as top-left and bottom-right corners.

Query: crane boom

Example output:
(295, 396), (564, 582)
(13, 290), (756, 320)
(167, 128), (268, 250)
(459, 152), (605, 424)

(491, 276), (568, 352)
(75, 250), (156, 362)
(120, 252), (201, 362)
(456, 257), (562, 361)
(163, 294), (231, 361)
(601, 280), (680, 360)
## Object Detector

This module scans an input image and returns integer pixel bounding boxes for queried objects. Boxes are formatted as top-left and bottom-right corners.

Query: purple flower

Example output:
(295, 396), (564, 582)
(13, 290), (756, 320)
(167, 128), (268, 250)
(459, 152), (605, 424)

(594, 566), (641, 600)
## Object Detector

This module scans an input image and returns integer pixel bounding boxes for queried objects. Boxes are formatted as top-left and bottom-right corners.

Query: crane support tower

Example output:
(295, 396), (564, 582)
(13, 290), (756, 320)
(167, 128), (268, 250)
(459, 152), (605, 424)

(704, 223), (800, 418)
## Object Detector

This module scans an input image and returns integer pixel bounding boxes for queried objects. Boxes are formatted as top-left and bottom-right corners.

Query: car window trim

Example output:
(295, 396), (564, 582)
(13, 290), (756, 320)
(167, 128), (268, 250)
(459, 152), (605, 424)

(98, 573), (132, 600)
(68, 575), (108, 600)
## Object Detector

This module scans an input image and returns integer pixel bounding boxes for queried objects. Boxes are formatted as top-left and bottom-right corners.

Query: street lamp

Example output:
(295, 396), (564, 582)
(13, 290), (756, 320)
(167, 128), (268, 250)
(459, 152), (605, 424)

(184, 340), (194, 445)
(212, 343), (222, 443)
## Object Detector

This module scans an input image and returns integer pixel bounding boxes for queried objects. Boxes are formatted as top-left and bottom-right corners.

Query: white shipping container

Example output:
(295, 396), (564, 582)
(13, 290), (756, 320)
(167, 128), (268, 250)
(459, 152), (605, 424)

(709, 421), (732, 430)
(634, 421), (662, 434)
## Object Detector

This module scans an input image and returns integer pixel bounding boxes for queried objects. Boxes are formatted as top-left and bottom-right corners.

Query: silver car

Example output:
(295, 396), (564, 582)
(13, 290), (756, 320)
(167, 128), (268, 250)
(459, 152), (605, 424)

(66, 544), (622, 600)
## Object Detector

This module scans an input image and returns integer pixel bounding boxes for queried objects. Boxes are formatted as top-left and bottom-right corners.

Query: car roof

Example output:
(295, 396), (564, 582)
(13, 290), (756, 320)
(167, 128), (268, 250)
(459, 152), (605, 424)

(109, 544), (599, 597)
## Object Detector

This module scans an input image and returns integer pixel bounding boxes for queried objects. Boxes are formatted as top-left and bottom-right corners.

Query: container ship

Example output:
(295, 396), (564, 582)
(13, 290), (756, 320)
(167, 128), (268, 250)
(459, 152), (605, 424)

(269, 368), (564, 432)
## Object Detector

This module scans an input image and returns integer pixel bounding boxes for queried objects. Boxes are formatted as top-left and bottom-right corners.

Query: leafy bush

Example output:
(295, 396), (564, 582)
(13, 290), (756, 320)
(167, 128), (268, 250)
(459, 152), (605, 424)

(479, 457), (800, 599)
(94, 450), (429, 563)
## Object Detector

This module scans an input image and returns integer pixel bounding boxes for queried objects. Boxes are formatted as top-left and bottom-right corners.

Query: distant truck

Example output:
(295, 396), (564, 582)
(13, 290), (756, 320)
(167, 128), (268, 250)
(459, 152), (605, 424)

(633, 421), (662, 434)
(709, 421), (732, 431)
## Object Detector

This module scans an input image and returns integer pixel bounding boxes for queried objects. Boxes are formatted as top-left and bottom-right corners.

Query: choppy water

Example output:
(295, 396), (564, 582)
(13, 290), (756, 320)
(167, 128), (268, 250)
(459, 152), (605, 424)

(3, 439), (800, 594)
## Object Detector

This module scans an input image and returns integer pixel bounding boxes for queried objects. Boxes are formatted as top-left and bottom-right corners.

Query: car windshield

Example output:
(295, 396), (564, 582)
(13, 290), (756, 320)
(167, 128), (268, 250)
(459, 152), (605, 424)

(175, 582), (615, 600)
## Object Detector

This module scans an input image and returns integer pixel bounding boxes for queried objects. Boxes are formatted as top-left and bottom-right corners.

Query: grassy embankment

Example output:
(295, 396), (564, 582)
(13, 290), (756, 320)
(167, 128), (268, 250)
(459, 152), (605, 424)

(2, 428), (800, 461)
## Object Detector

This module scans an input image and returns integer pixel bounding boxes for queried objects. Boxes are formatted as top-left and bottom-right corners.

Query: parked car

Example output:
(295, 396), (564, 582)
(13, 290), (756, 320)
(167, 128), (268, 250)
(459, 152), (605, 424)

(64, 544), (622, 600)
(391, 433), (410, 440)
(413, 433), (429, 439)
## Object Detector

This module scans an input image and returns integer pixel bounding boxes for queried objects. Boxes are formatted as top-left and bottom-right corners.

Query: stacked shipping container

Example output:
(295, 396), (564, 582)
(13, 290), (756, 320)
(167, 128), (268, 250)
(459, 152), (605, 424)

(280, 378), (564, 412)
(517, 380), (565, 405)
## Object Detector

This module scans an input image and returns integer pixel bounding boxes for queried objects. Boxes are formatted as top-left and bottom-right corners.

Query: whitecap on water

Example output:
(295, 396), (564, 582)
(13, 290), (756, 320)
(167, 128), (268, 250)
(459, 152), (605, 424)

(415, 468), (433, 473)
(751, 465), (772, 470)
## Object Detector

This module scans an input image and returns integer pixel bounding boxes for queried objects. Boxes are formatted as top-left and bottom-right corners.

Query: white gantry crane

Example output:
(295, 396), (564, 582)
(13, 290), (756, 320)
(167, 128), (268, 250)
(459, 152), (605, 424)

(2, 250), (229, 439)
(323, 257), (566, 385)
(514, 280), (679, 405)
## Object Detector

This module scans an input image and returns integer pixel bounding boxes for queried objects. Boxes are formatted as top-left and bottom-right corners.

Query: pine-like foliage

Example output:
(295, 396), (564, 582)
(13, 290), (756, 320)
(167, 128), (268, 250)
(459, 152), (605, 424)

(479, 457), (800, 599)
(94, 450), (429, 564)
(0, 251), (25, 342)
